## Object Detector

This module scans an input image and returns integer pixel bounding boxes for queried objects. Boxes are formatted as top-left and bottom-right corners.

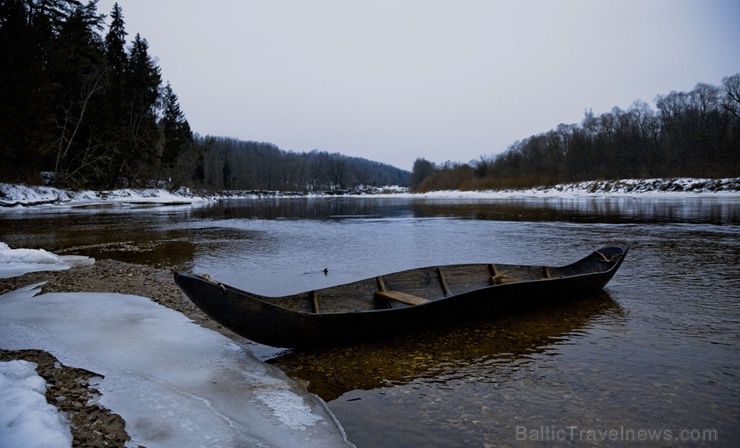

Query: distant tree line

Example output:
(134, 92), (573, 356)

(193, 137), (409, 191)
(411, 75), (740, 191)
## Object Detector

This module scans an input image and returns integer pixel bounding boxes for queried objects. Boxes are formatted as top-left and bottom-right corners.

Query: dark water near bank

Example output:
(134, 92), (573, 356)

(2, 195), (739, 446)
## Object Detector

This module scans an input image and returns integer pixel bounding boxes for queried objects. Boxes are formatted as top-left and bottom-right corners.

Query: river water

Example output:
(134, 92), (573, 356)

(1, 195), (738, 446)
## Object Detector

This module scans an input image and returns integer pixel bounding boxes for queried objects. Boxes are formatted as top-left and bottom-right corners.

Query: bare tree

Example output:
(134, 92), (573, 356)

(722, 74), (740, 120)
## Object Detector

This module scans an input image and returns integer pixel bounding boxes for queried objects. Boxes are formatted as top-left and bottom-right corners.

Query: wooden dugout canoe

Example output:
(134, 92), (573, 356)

(174, 245), (628, 348)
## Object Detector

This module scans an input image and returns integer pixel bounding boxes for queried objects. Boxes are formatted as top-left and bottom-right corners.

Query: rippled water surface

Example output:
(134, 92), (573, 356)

(2, 196), (738, 446)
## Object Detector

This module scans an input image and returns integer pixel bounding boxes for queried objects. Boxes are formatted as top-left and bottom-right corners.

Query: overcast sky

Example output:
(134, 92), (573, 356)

(97, 0), (740, 170)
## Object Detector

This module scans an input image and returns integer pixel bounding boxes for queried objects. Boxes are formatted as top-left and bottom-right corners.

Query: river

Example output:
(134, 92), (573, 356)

(1, 195), (738, 446)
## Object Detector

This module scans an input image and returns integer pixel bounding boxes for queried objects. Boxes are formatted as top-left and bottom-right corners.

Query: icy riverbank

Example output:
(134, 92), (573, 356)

(0, 282), (354, 448)
(0, 244), (354, 447)
(1, 177), (738, 209)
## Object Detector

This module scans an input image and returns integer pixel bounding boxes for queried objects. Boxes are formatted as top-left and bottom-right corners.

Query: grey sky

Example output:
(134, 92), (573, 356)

(98, 1), (740, 170)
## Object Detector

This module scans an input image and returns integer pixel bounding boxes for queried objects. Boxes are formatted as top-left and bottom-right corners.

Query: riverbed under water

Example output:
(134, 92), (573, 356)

(2, 195), (738, 446)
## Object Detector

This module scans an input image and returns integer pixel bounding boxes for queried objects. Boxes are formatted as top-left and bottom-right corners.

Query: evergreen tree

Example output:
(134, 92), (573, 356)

(107, 32), (161, 186)
(105, 3), (127, 76)
(101, 2), (128, 179)
(192, 152), (206, 185)
(160, 82), (192, 171)
(222, 157), (232, 189)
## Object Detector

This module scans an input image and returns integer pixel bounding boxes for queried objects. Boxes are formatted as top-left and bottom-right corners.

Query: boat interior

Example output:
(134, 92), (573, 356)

(267, 263), (566, 314)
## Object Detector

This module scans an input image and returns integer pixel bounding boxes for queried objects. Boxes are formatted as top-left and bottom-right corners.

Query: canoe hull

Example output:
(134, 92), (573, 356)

(175, 245), (627, 348)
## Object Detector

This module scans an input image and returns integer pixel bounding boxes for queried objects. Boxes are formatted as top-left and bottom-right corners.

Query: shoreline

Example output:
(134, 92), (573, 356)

(2, 177), (739, 209)
(0, 260), (257, 448)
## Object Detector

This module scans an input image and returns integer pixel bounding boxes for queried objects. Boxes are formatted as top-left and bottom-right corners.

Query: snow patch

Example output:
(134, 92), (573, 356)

(0, 242), (94, 279)
(0, 360), (73, 448)
(257, 389), (324, 430)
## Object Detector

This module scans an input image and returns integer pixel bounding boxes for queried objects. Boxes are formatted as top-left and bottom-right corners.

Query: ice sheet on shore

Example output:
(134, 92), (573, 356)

(0, 242), (94, 279)
(0, 283), (353, 448)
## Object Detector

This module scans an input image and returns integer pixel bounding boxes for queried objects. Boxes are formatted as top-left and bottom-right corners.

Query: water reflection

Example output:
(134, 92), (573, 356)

(202, 196), (740, 224)
(188, 198), (415, 221)
(269, 291), (622, 402)
(411, 196), (740, 224)
(2, 196), (736, 269)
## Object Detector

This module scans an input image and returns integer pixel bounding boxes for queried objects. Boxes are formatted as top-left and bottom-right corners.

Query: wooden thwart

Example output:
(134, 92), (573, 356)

(310, 291), (320, 314)
(375, 290), (430, 306)
(375, 275), (431, 306)
(437, 267), (452, 296)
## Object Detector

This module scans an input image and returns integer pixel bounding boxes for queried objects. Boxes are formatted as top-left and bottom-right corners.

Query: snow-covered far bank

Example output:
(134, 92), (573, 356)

(0, 184), (211, 208)
(414, 177), (740, 199)
(1, 177), (738, 209)
(0, 283), (354, 448)
(0, 243), (94, 279)
(500, 177), (740, 196)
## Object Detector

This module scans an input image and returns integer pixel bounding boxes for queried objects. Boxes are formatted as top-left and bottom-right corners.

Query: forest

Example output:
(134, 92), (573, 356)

(0, 0), (407, 191)
(2, 1), (738, 194)
(193, 137), (408, 191)
(411, 75), (740, 191)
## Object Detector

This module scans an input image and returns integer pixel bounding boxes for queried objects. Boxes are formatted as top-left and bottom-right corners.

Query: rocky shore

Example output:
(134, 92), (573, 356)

(0, 260), (235, 448)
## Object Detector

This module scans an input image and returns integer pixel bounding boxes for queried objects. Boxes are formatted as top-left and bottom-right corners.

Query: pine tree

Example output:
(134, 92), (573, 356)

(106, 32), (161, 186)
(100, 2), (128, 182)
(192, 152), (206, 185)
(160, 82), (192, 171)
(222, 157), (232, 189)
(105, 3), (127, 77)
